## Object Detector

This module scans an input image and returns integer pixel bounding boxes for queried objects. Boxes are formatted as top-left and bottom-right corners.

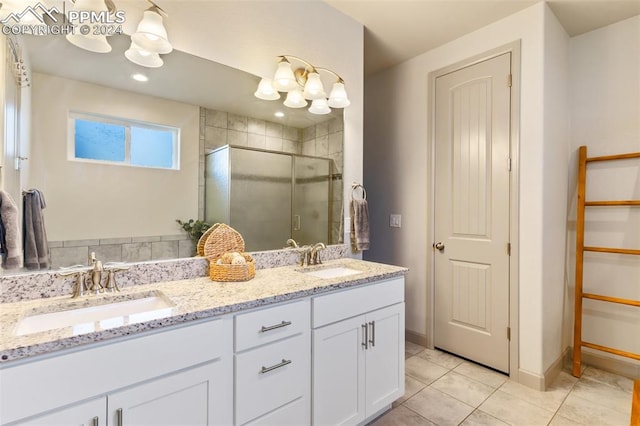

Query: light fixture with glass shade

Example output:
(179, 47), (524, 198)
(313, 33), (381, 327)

(65, 0), (114, 53)
(255, 55), (350, 115)
(125, 41), (163, 68)
(131, 2), (172, 54)
(254, 78), (280, 100)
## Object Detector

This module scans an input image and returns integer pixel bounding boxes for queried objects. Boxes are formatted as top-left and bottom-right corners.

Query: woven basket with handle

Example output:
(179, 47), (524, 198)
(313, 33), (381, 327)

(204, 224), (255, 281)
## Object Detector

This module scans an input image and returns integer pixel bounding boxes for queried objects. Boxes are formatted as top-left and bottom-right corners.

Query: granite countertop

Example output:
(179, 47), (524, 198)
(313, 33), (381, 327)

(0, 259), (407, 364)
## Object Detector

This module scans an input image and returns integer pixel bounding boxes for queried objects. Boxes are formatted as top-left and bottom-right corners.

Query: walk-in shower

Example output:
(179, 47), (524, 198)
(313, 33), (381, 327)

(205, 145), (339, 251)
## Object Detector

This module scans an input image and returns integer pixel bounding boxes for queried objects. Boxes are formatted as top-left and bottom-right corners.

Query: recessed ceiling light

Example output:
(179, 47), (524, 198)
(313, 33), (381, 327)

(274, 111), (285, 118)
(132, 73), (149, 82)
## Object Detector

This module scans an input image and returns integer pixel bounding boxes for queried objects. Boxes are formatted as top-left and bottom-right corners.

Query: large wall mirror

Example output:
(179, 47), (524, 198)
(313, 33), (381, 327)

(9, 34), (344, 271)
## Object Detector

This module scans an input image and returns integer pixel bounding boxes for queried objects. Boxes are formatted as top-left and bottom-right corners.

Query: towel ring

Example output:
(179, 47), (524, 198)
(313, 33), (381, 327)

(351, 183), (366, 200)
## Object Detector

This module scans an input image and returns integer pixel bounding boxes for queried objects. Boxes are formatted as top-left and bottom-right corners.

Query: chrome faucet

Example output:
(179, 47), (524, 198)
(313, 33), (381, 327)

(286, 238), (299, 248)
(310, 242), (326, 265)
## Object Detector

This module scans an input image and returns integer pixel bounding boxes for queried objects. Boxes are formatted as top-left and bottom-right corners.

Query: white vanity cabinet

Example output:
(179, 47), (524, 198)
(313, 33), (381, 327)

(312, 277), (405, 426)
(234, 300), (310, 425)
(0, 319), (233, 426)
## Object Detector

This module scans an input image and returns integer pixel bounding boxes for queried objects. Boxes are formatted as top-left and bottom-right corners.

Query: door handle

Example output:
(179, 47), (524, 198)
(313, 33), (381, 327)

(369, 321), (375, 347)
(433, 242), (445, 251)
(116, 409), (123, 426)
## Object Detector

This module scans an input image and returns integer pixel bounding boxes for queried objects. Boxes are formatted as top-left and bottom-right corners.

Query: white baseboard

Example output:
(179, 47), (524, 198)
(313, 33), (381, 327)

(405, 329), (428, 348)
(568, 347), (640, 380)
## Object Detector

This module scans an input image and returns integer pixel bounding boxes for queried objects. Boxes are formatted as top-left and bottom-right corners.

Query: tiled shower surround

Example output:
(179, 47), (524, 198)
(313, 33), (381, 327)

(44, 108), (345, 270)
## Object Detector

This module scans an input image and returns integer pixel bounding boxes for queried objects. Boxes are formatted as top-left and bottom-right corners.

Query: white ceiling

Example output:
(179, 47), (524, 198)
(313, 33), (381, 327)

(325, 0), (640, 75)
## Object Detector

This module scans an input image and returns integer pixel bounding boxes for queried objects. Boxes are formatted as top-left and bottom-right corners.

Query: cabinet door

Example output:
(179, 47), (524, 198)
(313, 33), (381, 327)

(312, 315), (365, 426)
(12, 398), (105, 426)
(108, 361), (230, 426)
(365, 303), (405, 416)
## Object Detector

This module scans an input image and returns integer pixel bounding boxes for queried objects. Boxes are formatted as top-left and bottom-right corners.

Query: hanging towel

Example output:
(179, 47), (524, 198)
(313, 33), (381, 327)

(0, 190), (22, 269)
(23, 189), (49, 270)
(350, 198), (370, 252)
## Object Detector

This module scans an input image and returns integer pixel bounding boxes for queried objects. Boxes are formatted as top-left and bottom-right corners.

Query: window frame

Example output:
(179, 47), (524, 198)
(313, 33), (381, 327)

(67, 111), (180, 170)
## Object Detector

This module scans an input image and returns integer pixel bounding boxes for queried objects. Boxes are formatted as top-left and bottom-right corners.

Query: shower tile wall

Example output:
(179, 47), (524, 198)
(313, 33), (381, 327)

(301, 117), (344, 244)
(199, 108), (344, 245)
(48, 234), (194, 269)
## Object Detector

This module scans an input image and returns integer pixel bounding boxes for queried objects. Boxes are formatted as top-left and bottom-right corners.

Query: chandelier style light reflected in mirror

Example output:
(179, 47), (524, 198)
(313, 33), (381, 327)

(255, 55), (351, 115)
(58, 0), (171, 68)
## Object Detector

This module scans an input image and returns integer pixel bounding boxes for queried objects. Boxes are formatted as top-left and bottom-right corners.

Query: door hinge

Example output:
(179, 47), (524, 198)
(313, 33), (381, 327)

(507, 327), (511, 341)
(507, 157), (512, 171)
(507, 242), (511, 256)
(507, 74), (512, 87)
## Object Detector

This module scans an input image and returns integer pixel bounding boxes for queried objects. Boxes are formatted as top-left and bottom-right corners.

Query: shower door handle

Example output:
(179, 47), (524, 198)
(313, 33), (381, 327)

(293, 214), (301, 231)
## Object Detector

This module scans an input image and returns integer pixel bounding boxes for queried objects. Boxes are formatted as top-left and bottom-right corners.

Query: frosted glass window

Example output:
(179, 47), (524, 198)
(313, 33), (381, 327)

(74, 119), (126, 162)
(131, 127), (174, 168)
(70, 112), (179, 170)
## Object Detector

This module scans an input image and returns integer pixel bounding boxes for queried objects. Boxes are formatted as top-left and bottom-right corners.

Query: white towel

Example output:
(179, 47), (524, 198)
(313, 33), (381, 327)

(350, 198), (370, 252)
(0, 190), (22, 269)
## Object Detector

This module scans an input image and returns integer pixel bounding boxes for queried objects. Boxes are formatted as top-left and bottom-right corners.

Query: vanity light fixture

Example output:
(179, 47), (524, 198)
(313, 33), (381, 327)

(255, 55), (351, 115)
(60, 0), (172, 69)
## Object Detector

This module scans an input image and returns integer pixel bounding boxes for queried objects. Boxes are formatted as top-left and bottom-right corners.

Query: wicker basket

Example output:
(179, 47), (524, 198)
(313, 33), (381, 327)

(196, 223), (220, 256)
(204, 224), (255, 282)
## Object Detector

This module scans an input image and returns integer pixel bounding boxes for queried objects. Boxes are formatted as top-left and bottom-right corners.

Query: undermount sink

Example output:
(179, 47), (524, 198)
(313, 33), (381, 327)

(14, 291), (175, 337)
(300, 266), (363, 279)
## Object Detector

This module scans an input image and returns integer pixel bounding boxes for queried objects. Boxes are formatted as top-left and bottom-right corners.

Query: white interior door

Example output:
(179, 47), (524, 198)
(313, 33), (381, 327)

(434, 53), (511, 373)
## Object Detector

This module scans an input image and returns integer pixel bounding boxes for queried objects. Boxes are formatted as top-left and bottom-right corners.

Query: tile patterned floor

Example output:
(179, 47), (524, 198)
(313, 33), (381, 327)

(370, 341), (634, 426)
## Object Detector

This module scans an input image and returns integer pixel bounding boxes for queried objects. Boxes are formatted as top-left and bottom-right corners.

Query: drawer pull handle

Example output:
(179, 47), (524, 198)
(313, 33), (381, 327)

(362, 323), (368, 350)
(92, 416), (99, 426)
(260, 358), (292, 374)
(116, 408), (123, 426)
(260, 320), (292, 333)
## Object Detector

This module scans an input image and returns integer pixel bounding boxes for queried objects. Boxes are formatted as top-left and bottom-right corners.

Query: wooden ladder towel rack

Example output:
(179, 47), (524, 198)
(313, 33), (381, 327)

(572, 145), (640, 378)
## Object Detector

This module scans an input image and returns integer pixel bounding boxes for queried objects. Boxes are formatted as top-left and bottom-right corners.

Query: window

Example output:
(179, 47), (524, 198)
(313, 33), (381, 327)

(69, 112), (179, 170)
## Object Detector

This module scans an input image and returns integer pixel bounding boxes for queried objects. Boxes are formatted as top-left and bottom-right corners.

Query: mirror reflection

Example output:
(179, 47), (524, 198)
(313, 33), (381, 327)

(4, 34), (343, 272)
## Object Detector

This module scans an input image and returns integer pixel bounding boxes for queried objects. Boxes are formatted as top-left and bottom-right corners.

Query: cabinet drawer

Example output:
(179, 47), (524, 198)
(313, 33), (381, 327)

(312, 277), (404, 328)
(235, 300), (309, 352)
(235, 334), (309, 425)
(243, 396), (309, 426)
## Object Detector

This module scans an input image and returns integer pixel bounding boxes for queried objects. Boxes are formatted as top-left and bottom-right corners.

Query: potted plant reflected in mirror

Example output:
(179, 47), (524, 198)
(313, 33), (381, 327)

(176, 219), (211, 255)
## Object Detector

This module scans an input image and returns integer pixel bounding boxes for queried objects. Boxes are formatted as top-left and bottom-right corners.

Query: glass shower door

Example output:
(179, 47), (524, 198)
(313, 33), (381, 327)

(292, 156), (331, 245)
(229, 148), (292, 251)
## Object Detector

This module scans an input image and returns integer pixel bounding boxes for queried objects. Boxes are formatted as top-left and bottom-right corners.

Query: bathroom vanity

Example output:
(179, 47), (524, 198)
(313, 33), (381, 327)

(0, 259), (407, 426)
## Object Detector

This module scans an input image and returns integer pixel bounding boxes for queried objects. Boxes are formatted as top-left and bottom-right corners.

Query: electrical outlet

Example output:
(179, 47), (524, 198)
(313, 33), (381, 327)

(389, 214), (401, 228)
